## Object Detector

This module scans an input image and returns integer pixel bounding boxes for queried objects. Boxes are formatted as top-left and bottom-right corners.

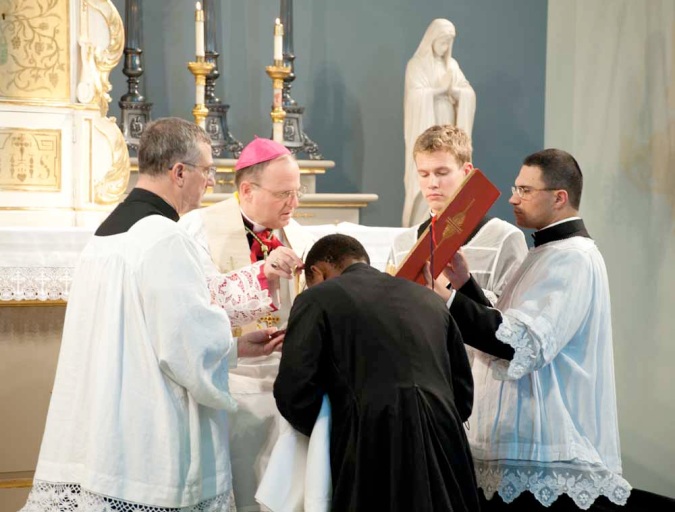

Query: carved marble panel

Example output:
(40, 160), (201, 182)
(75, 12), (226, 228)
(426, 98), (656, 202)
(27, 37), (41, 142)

(0, 128), (61, 191)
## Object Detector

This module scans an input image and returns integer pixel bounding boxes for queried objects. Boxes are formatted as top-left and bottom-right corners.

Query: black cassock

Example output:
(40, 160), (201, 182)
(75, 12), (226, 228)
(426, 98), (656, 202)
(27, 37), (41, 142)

(274, 263), (480, 512)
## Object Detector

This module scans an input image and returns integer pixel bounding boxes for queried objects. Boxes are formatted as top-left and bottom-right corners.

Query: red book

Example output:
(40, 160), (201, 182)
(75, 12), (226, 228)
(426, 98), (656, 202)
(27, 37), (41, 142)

(395, 169), (500, 285)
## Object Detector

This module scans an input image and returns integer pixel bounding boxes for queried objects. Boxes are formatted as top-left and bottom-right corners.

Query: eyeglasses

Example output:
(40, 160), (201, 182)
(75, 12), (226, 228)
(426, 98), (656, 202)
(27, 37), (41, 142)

(511, 185), (557, 199)
(250, 183), (307, 201)
(181, 162), (217, 181)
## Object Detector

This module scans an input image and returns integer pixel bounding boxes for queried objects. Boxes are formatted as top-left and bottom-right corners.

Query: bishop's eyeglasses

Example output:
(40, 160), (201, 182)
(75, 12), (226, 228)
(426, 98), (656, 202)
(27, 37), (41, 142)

(250, 183), (307, 201)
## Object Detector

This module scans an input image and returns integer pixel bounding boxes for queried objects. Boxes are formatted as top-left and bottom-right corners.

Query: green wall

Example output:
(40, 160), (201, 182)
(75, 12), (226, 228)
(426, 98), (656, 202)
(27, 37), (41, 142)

(109, 0), (547, 227)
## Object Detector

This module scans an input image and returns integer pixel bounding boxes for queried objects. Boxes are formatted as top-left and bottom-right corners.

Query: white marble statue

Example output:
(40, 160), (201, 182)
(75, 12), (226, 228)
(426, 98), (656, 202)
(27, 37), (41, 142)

(402, 19), (476, 227)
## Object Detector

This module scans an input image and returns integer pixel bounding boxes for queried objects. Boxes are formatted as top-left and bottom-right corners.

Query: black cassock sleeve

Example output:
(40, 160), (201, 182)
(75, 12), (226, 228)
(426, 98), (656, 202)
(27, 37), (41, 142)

(450, 276), (515, 361)
(273, 290), (326, 437)
(445, 315), (474, 422)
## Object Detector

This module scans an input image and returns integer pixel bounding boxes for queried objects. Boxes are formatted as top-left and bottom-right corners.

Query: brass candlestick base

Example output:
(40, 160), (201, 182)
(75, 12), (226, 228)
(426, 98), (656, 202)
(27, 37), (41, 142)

(265, 63), (291, 142)
(188, 58), (215, 128)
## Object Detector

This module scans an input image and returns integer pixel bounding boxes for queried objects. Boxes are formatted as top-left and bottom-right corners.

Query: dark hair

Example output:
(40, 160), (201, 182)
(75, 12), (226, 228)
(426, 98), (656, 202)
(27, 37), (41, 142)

(523, 148), (583, 209)
(305, 234), (370, 278)
(138, 117), (211, 177)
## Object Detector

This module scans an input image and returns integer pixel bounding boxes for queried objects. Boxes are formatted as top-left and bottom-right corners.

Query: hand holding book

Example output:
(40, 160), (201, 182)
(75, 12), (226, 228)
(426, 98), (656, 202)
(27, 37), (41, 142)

(395, 169), (500, 285)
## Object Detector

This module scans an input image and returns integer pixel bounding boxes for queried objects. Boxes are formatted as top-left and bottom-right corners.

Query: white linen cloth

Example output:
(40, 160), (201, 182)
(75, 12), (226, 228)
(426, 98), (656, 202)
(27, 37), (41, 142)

(255, 395), (332, 512)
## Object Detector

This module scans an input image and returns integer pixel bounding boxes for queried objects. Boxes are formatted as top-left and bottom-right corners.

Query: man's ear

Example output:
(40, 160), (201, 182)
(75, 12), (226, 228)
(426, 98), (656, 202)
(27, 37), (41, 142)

(306, 265), (324, 287)
(239, 181), (253, 201)
(553, 189), (569, 208)
(462, 162), (473, 176)
(307, 262), (340, 287)
(169, 162), (185, 187)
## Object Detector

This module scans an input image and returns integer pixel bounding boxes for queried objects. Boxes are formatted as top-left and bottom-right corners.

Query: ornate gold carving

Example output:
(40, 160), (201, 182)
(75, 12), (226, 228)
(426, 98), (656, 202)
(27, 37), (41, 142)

(77, 0), (124, 116)
(0, 128), (61, 191)
(0, 0), (70, 100)
(92, 119), (130, 204)
(441, 199), (475, 241)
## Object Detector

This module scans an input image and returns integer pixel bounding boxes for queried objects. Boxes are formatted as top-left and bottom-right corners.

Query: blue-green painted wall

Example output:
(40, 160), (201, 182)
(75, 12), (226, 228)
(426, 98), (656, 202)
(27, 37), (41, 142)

(110, 0), (547, 227)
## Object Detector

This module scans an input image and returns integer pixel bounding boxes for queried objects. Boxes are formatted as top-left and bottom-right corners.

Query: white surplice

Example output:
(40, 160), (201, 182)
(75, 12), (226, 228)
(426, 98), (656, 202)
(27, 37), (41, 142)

(180, 197), (315, 512)
(21, 215), (239, 511)
(472, 236), (632, 509)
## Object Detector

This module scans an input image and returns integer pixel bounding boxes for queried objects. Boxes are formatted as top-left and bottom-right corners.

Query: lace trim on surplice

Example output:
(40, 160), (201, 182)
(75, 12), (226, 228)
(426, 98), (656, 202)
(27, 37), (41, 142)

(19, 481), (237, 512)
(492, 312), (554, 380)
(208, 262), (274, 327)
(475, 459), (631, 510)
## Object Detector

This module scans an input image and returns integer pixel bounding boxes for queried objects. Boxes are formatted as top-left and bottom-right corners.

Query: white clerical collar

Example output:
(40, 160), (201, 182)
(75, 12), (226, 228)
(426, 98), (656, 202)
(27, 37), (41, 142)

(240, 208), (268, 233)
(540, 216), (581, 232)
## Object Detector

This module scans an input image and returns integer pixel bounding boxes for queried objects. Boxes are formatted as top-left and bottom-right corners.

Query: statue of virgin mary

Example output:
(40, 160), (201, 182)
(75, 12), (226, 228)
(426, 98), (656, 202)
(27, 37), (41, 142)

(402, 19), (476, 227)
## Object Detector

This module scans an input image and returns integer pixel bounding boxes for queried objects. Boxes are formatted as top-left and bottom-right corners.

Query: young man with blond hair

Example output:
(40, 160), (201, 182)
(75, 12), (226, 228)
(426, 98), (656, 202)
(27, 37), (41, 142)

(388, 124), (527, 305)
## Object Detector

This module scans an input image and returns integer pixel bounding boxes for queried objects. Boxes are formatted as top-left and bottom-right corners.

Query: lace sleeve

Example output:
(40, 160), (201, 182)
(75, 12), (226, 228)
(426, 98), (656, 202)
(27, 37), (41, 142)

(492, 310), (555, 380)
(208, 261), (274, 327)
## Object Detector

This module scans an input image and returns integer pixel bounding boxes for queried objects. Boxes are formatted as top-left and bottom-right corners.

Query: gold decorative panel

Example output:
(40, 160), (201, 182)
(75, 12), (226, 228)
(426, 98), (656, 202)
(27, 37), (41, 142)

(0, 128), (61, 191)
(0, 0), (70, 100)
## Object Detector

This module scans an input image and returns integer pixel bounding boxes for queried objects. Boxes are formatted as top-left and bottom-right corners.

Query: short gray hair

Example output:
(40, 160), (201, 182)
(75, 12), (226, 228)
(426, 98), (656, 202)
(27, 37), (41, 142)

(138, 117), (211, 176)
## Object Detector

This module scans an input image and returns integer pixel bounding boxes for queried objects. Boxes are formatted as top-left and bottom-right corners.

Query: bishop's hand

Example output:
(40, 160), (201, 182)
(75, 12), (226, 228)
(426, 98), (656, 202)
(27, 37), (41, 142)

(264, 247), (305, 281)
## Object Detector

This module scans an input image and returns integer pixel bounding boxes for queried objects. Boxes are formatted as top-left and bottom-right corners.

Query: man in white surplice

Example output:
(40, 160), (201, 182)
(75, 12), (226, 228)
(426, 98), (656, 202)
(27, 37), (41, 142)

(388, 124), (527, 310)
(431, 149), (631, 510)
(180, 137), (314, 511)
(19, 118), (282, 512)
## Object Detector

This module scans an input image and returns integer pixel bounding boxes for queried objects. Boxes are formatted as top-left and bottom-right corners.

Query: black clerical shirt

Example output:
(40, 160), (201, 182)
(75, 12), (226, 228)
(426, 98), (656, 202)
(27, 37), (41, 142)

(96, 188), (179, 236)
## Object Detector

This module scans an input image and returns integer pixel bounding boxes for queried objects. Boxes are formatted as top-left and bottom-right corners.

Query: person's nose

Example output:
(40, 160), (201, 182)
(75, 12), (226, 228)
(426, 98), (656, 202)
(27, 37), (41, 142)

(428, 174), (440, 188)
(509, 192), (520, 206)
(288, 192), (300, 208)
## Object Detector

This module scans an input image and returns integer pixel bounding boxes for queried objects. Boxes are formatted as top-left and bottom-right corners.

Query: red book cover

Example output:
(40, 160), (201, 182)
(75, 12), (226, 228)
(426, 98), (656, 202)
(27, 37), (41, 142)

(395, 169), (500, 285)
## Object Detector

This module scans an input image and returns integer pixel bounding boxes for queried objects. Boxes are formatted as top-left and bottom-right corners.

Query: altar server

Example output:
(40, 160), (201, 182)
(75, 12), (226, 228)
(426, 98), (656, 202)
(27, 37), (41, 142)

(389, 124), (527, 307)
(431, 149), (632, 510)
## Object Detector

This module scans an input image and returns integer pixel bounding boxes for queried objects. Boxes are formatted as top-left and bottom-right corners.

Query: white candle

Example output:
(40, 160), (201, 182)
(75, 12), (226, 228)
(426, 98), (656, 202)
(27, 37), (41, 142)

(195, 2), (205, 58)
(274, 18), (283, 62)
